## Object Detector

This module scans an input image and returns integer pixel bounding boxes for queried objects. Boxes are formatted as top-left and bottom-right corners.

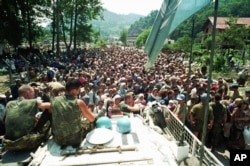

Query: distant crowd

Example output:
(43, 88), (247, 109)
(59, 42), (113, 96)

(0, 46), (250, 151)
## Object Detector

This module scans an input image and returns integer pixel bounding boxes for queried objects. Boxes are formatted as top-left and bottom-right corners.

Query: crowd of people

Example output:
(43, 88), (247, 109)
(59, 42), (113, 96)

(0, 46), (250, 153)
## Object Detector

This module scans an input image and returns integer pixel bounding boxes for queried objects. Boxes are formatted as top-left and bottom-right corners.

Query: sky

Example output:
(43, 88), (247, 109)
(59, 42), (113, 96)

(101, 0), (163, 16)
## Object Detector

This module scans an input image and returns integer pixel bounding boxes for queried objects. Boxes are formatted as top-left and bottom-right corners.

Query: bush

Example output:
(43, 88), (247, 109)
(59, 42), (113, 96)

(0, 68), (8, 75)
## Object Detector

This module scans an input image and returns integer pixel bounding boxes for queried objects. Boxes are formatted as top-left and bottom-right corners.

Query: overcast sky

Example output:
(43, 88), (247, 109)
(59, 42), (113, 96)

(101, 0), (162, 16)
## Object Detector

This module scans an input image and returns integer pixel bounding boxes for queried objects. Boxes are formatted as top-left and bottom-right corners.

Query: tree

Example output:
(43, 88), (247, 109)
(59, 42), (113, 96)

(0, 0), (52, 48)
(135, 28), (151, 48)
(218, 17), (247, 50)
(172, 35), (192, 52)
(217, 17), (249, 64)
(0, 0), (103, 52)
(119, 29), (128, 47)
(128, 10), (158, 36)
(56, 0), (103, 53)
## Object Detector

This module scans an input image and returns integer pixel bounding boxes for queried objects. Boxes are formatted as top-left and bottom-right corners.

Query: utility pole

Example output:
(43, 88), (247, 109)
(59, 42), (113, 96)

(56, 0), (60, 57)
(200, 0), (218, 165)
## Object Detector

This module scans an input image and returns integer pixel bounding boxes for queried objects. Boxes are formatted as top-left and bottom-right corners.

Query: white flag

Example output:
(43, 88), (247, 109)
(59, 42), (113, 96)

(144, 0), (211, 69)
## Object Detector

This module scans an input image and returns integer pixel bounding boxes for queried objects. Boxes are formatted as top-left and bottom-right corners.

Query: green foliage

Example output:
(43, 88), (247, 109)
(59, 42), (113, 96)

(58, 0), (103, 50)
(204, 36), (212, 50)
(128, 10), (158, 36)
(172, 35), (192, 52)
(0, 0), (52, 48)
(170, 0), (250, 41)
(213, 54), (227, 71)
(217, 17), (248, 50)
(128, 0), (249, 43)
(93, 38), (107, 48)
(135, 28), (151, 48)
(0, 0), (103, 49)
(119, 29), (128, 46)
(0, 68), (8, 75)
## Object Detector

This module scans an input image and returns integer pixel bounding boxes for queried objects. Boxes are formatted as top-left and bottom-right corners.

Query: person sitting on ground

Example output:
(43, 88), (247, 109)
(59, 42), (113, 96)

(3, 85), (51, 151)
(51, 79), (96, 147)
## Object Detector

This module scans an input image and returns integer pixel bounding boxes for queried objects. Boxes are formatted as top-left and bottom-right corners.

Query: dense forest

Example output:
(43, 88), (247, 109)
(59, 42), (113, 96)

(128, 0), (250, 40)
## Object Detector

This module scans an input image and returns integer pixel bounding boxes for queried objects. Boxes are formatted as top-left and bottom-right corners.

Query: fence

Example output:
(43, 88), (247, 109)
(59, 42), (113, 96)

(164, 107), (224, 166)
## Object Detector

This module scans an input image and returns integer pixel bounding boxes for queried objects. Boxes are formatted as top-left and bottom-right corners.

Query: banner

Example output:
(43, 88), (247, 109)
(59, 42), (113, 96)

(144, 0), (211, 69)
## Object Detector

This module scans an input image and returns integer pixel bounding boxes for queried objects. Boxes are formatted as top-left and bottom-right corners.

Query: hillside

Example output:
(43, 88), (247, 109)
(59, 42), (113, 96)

(91, 10), (143, 39)
(127, 0), (250, 40)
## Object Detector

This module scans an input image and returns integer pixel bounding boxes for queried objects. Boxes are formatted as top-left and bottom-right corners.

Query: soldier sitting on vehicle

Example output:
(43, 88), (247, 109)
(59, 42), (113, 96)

(51, 79), (96, 147)
(3, 85), (51, 151)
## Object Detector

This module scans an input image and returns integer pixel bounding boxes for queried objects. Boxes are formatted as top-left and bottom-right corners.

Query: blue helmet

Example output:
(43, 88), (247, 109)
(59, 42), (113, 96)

(96, 117), (112, 129)
(117, 117), (131, 134)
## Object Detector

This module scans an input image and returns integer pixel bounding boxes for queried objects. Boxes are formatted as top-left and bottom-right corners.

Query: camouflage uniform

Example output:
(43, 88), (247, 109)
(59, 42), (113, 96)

(3, 99), (46, 151)
(5, 99), (38, 140)
(51, 95), (83, 146)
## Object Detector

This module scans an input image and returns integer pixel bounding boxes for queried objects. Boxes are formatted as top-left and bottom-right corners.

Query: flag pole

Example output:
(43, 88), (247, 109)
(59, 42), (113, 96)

(179, 15), (196, 146)
(199, 0), (218, 165)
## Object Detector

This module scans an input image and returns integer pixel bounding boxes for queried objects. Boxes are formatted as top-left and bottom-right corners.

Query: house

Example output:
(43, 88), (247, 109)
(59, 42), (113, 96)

(201, 17), (250, 44)
(127, 36), (137, 46)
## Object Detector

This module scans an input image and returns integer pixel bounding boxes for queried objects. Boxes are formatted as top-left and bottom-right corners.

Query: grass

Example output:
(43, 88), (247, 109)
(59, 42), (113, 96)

(0, 75), (12, 94)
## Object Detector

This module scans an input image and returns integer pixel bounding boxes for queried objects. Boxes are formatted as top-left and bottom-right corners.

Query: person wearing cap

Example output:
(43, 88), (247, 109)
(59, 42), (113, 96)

(228, 83), (242, 102)
(51, 79), (96, 147)
(190, 93), (214, 140)
(3, 84), (51, 151)
(186, 93), (198, 130)
(173, 94), (187, 124)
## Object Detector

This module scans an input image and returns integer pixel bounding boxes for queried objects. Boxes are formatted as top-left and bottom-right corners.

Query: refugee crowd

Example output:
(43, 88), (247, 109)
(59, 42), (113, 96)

(0, 46), (250, 153)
